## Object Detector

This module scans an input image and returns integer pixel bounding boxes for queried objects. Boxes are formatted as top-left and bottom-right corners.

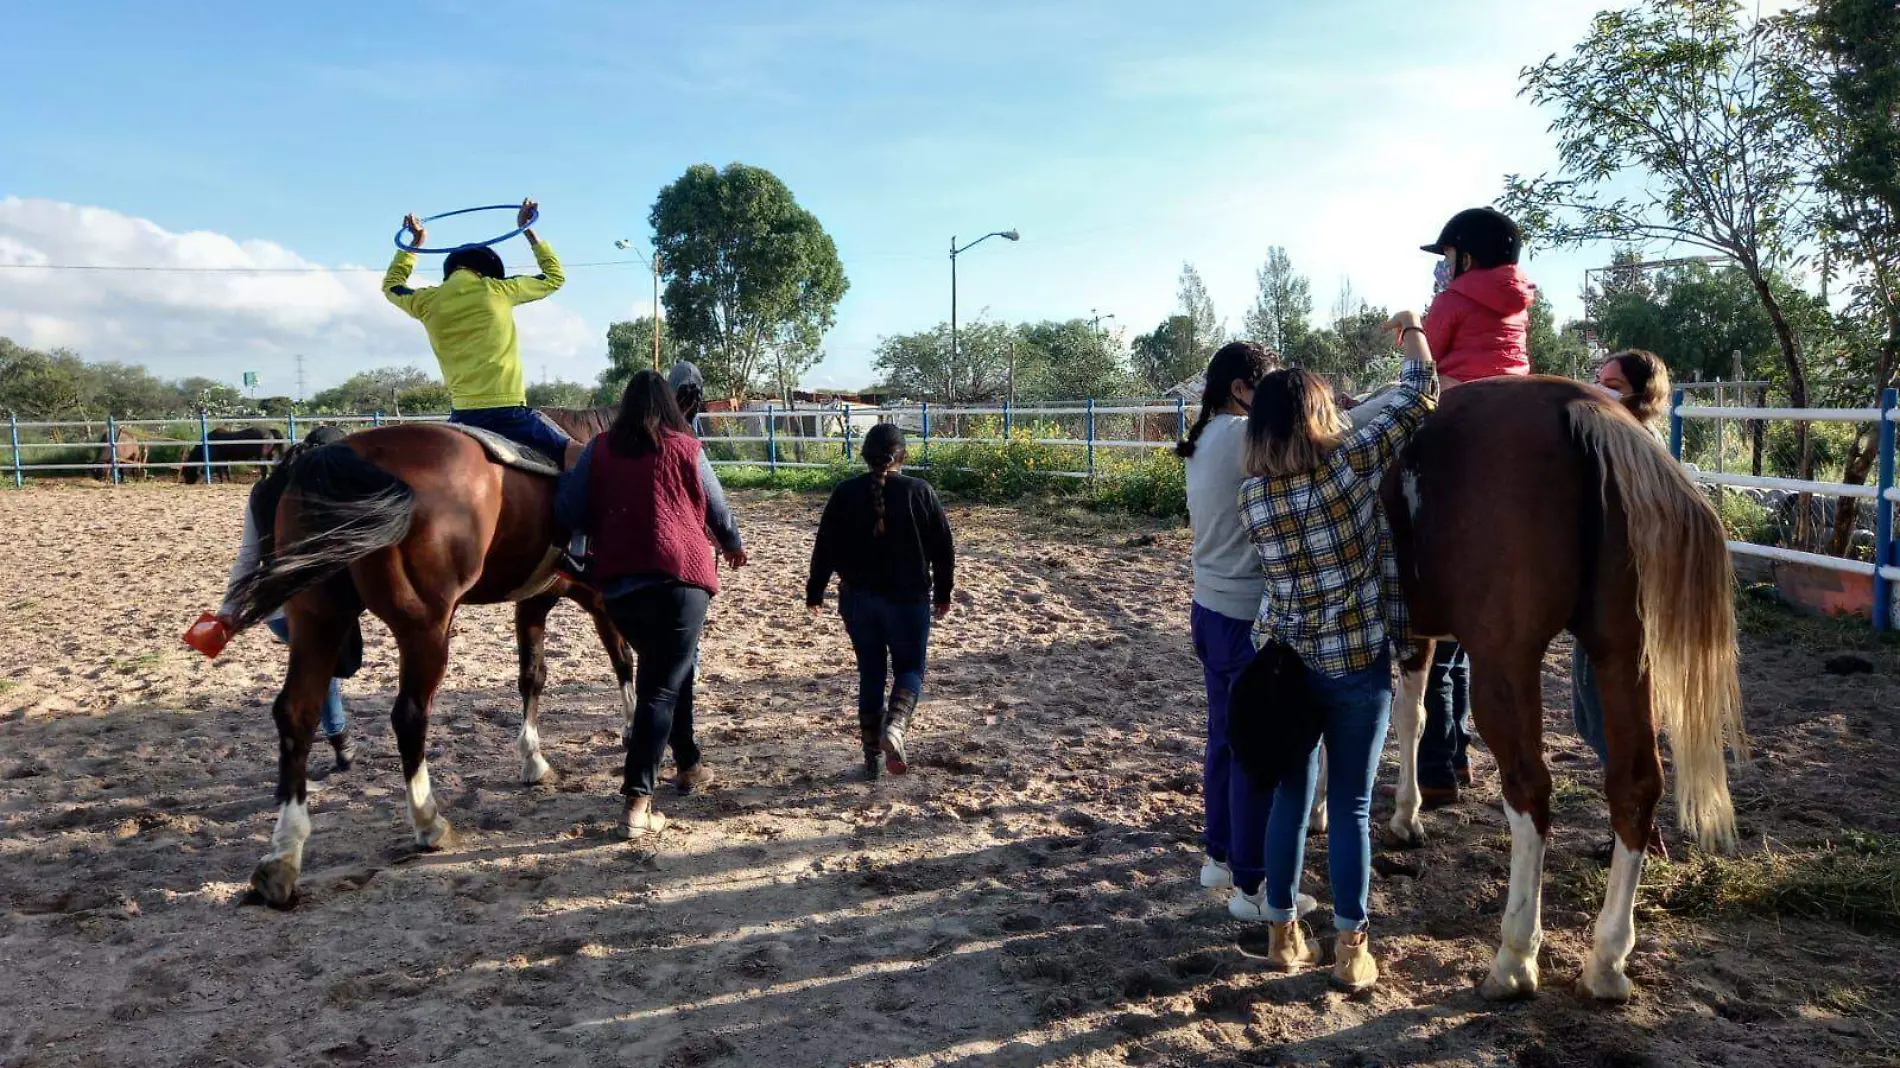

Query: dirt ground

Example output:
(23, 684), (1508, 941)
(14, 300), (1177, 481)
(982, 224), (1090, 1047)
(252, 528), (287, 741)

(2, 481), (1897, 1068)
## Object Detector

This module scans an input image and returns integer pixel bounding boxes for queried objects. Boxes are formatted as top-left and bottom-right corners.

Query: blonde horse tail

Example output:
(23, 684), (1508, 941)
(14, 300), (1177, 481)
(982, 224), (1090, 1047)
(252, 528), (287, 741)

(1570, 400), (1748, 851)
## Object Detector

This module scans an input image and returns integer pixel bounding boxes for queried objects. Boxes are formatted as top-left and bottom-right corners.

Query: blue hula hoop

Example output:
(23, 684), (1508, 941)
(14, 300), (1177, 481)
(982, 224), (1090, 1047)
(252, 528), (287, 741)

(394, 204), (540, 253)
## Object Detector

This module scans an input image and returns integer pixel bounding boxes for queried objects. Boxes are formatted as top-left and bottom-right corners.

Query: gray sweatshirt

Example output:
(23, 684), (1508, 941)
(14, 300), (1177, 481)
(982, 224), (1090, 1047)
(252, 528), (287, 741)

(1184, 414), (1266, 622)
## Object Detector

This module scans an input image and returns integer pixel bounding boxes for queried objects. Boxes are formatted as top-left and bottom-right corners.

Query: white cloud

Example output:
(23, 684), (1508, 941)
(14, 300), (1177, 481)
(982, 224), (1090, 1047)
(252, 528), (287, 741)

(0, 196), (601, 394)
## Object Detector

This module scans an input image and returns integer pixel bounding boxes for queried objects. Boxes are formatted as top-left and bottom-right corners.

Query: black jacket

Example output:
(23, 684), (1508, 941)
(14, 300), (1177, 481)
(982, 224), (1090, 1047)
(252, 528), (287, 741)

(806, 472), (955, 607)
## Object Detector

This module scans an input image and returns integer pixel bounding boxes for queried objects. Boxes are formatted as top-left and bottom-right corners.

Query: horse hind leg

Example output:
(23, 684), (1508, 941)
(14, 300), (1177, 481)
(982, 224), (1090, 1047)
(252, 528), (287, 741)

(250, 611), (349, 908)
(1387, 641), (1433, 847)
(1470, 651), (1553, 1001)
(393, 616), (457, 851)
(515, 596), (559, 784)
(1579, 643), (1662, 1003)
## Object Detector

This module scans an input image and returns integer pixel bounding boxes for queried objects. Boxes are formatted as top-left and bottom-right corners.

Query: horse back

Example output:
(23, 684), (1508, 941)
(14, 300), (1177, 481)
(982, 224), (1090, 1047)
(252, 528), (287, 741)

(1382, 377), (1602, 646)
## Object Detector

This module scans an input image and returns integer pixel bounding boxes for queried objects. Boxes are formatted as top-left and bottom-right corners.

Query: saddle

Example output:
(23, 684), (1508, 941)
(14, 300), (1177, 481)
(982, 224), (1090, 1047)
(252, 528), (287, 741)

(439, 422), (561, 477)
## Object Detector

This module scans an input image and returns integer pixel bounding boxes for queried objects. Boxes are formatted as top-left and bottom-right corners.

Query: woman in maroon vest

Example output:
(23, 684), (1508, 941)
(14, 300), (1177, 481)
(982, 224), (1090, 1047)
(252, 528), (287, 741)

(555, 370), (746, 837)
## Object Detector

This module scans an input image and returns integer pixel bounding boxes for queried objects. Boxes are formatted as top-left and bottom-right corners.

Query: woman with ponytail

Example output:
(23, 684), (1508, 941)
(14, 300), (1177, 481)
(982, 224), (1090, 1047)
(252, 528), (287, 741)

(807, 423), (957, 780)
(1178, 342), (1289, 913)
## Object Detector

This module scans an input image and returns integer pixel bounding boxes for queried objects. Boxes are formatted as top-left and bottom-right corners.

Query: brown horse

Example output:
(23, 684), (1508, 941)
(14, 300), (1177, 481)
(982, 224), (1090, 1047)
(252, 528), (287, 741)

(92, 427), (146, 480)
(222, 409), (634, 907)
(1378, 377), (1745, 1002)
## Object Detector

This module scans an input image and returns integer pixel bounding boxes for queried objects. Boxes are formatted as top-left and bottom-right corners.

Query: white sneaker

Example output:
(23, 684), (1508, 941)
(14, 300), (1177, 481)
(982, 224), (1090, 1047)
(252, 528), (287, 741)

(1227, 888), (1321, 921)
(1200, 857), (1234, 890)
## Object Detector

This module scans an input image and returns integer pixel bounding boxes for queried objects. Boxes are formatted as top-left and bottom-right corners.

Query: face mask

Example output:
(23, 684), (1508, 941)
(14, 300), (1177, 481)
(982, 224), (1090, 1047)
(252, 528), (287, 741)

(1432, 259), (1452, 295)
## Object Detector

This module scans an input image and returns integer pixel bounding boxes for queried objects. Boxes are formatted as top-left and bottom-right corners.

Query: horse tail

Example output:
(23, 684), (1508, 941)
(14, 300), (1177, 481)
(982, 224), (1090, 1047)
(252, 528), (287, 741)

(1569, 400), (1748, 851)
(223, 443), (414, 631)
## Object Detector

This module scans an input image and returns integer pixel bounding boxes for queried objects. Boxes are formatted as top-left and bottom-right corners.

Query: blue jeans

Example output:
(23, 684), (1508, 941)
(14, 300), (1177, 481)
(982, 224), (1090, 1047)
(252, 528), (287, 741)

(264, 618), (349, 739)
(1418, 641), (1471, 789)
(605, 583), (709, 797)
(839, 588), (932, 726)
(449, 406), (574, 461)
(1571, 644), (1610, 766)
(1192, 602), (1275, 891)
(1265, 652), (1393, 931)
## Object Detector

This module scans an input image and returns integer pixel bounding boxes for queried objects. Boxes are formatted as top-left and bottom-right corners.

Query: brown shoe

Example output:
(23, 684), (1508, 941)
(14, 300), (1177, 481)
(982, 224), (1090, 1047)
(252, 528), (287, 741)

(1456, 766), (1474, 788)
(676, 763), (714, 794)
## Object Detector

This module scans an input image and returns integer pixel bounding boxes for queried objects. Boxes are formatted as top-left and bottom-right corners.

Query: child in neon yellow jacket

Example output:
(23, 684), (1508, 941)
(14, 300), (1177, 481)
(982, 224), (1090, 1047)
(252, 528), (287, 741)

(384, 198), (581, 468)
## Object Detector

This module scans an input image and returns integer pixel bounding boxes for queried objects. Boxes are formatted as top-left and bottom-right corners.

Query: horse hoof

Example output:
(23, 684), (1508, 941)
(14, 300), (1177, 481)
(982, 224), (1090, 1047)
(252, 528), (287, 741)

(415, 821), (459, 853)
(1387, 817), (1426, 848)
(1480, 960), (1540, 1001)
(521, 758), (557, 785)
(249, 858), (301, 910)
(1578, 962), (1633, 1004)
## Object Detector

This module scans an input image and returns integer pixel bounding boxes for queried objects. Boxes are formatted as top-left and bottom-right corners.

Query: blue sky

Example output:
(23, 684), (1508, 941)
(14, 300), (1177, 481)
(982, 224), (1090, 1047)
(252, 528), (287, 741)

(2, 0), (1619, 395)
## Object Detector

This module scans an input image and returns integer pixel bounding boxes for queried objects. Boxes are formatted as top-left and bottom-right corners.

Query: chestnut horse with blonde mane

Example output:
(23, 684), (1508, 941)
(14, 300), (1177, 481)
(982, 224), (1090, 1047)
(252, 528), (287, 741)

(221, 407), (625, 908)
(1376, 376), (1745, 1002)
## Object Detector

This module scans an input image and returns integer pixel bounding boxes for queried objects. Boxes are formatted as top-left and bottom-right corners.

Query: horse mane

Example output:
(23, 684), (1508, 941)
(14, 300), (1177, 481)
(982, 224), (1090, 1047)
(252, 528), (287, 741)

(538, 406), (616, 442)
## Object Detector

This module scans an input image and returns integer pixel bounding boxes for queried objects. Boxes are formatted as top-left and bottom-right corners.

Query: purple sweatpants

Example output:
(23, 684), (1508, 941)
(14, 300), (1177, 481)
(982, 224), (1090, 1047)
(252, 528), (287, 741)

(1192, 601), (1274, 891)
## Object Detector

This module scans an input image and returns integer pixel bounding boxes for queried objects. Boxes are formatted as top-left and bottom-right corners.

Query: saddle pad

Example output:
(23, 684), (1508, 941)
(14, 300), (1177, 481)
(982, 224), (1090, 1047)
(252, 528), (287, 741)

(439, 422), (561, 477)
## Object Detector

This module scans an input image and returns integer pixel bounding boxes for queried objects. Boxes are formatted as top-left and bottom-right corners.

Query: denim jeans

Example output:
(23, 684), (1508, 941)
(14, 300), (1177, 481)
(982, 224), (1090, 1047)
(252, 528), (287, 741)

(1191, 602), (1275, 891)
(1570, 644), (1610, 766)
(264, 617), (349, 739)
(838, 587), (933, 733)
(605, 583), (710, 797)
(1265, 652), (1393, 932)
(1418, 641), (1471, 789)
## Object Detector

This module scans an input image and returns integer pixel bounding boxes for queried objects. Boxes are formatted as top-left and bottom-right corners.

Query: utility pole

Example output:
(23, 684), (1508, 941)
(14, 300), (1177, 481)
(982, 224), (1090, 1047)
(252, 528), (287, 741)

(295, 354), (307, 401)
(651, 251), (663, 372)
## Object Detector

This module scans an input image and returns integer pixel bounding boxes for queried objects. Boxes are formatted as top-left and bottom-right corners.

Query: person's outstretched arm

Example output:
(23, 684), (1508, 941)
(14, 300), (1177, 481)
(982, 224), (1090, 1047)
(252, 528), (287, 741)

(383, 213), (435, 320)
(1341, 311), (1438, 478)
(496, 198), (565, 304)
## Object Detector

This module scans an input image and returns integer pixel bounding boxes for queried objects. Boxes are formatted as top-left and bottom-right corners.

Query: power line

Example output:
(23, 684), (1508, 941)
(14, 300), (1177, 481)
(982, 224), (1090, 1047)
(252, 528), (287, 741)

(0, 256), (653, 271)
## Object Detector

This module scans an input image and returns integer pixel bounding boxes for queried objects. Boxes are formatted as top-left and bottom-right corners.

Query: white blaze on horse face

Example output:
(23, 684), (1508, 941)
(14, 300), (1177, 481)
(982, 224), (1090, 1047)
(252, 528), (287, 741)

(263, 800), (312, 871)
(1487, 804), (1548, 998)
(1581, 840), (1644, 1001)
(1387, 665), (1429, 845)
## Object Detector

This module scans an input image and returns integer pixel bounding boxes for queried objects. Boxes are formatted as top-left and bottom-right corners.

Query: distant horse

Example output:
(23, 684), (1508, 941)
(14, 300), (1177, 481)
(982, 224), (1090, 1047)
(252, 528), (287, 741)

(222, 407), (636, 908)
(92, 427), (146, 480)
(1379, 377), (1745, 1003)
(180, 426), (287, 483)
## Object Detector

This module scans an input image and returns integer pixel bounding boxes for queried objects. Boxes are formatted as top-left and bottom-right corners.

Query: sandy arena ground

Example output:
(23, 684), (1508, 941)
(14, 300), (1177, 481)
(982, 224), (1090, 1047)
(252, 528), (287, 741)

(2, 480), (1898, 1067)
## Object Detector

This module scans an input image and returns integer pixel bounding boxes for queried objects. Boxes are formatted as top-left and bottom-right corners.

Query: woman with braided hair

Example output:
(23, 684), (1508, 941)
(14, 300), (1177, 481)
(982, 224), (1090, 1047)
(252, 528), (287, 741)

(807, 423), (957, 780)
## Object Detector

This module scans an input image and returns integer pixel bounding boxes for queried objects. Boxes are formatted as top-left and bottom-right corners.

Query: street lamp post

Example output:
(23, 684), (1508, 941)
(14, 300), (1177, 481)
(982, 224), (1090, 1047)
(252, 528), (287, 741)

(615, 239), (664, 371)
(949, 229), (1019, 402)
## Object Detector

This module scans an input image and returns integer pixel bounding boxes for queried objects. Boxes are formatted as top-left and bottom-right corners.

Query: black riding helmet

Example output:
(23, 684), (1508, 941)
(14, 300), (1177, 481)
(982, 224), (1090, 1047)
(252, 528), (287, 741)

(443, 244), (506, 281)
(1422, 207), (1522, 270)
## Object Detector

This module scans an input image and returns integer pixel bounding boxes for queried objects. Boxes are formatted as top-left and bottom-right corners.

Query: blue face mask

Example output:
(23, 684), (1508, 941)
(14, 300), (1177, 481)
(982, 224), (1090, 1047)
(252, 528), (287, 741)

(1432, 259), (1452, 295)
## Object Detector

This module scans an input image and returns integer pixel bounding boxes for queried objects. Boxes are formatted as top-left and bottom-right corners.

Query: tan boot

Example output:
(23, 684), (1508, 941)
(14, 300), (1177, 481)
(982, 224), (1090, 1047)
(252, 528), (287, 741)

(676, 763), (715, 794)
(620, 796), (669, 839)
(1265, 921), (1321, 973)
(1332, 930), (1378, 992)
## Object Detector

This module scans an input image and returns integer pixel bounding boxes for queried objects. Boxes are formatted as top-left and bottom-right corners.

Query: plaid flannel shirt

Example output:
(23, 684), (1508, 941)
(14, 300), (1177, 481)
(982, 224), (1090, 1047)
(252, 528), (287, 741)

(1239, 358), (1438, 677)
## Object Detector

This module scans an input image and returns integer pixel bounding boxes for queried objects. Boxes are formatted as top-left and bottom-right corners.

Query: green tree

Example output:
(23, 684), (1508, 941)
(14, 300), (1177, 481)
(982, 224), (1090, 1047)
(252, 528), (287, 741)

(1130, 316), (1203, 392)
(1176, 263), (1225, 364)
(1502, 0), (1820, 489)
(592, 317), (679, 405)
(1594, 264), (1800, 381)
(309, 366), (451, 415)
(0, 340), (94, 419)
(1527, 291), (1594, 379)
(1014, 319), (1133, 400)
(526, 380), (594, 409)
(1241, 246), (1313, 354)
(872, 321), (1015, 402)
(651, 163), (849, 400)
(1783, 0), (1900, 553)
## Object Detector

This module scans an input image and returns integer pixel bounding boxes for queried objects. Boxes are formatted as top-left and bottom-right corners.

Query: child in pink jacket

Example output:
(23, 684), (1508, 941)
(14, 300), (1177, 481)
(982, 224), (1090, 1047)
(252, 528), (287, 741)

(1420, 207), (1536, 389)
